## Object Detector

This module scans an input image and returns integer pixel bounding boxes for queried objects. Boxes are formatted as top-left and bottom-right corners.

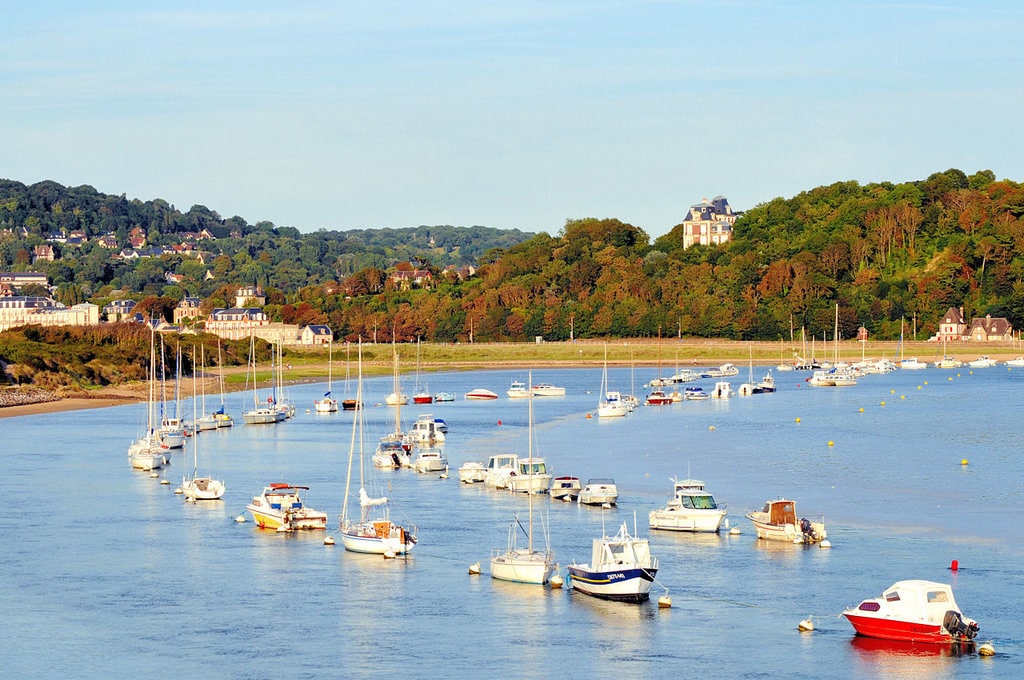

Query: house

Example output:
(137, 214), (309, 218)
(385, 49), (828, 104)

(97, 234), (118, 249)
(173, 297), (204, 325)
(32, 245), (55, 263)
(937, 307), (967, 342)
(387, 268), (433, 290)
(235, 284), (266, 307)
(0, 272), (49, 292)
(965, 314), (1013, 342)
(204, 308), (270, 340)
(301, 324), (333, 346)
(129, 226), (146, 248)
(0, 297), (98, 332)
(103, 299), (138, 322)
(680, 196), (740, 249)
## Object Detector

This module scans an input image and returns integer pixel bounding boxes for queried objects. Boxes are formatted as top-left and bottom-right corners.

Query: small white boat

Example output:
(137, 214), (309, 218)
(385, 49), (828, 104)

(531, 382), (566, 397)
(483, 453), (519, 489)
(506, 380), (530, 399)
(1005, 356), (1024, 367)
(464, 388), (499, 400)
(508, 457), (552, 494)
(568, 520), (658, 603)
(314, 340), (339, 412)
(746, 498), (826, 544)
(968, 355), (996, 368)
(549, 476), (581, 500)
(408, 413), (446, 443)
(843, 580), (979, 644)
(597, 392), (630, 418)
(649, 479), (727, 533)
(372, 439), (408, 469)
(247, 484), (328, 531)
(433, 391), (456, 402)
(683, 386), (709, 400)
(158, 417), (186, 449)
(458, 461), (486, 484)
(934, 356), (962, 368)
(128, 434), (167, 471)
(413, 447), (448, 474)
(578, 478), (618, 506)
(710, 381), (732, 398)
(900, 357), (928, 370)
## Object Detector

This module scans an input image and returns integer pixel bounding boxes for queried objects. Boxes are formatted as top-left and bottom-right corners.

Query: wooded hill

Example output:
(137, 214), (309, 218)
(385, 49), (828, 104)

(3, 168), (1024, 346)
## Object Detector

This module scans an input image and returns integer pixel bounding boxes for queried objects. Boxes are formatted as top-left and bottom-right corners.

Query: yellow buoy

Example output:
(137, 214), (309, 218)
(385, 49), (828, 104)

(324, 535), (335, 546)
(586, 413), (592, 419)
(160, 479), (170, 485)
(658, 595), (672, 608)
(383, 549), (396, 559)
(174, 487), (183, 495)
(795, 417), (801, 423)
(890, 389), (895, 394)
(880, 401), (886, 406)
(858, 407), (864, 413)
(798, 618), (814, 632)
(978, 641), (996, 656)
(550, 574), (564, 589)
(468, 562), (481, 575)
(729, 526), (741, 535)
(900, 395), (905, 400)
(709, 425), (715, 431)
(924, 380), (928, 385)
(961, 459), (969, 466)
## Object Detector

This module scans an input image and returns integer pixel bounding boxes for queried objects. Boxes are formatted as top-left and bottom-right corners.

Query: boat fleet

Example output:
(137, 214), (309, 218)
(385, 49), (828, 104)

(124, 350), (994, 652)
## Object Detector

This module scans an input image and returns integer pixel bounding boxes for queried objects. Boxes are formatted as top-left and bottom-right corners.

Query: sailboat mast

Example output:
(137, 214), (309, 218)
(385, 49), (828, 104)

(527, 370), (534, 554)
(341, 341), (362, 526)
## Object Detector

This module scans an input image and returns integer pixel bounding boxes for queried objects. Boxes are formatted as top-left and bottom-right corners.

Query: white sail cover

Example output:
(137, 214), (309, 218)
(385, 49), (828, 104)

(359, 487), (388, 508)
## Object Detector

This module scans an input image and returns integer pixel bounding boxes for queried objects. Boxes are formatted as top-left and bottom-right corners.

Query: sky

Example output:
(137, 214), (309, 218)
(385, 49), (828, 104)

(4, 1), (1023, 239)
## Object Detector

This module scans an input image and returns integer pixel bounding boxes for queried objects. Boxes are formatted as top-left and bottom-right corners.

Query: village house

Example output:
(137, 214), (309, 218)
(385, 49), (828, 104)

(935, 306), (1013, 342)
(235, 284), (266, 307)
(936, 307), (966, 342)
(102, 299), (138, 321)
(173, 297), (204, 325)
(32, 244), (55, 263)
(300, 324), (333, 346)
(387, 268), (433, 290)
(128, 226), (146, 249)
(0, 296), (98, 332)
(0, 271), (49, 291)
(680, 196), (740, 249)
(204, 308), (270, 340)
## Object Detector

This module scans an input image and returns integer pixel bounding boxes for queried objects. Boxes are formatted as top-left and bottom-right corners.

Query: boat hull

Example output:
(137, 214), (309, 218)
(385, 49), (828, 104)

(490, 550), (554, 585)
(341, 521), (415, 555)
(465, 389), (499, 400)
(746, 514), (826, 543)
(182, 477), (225, 501)
(314, 399), (338, 413)
(567, 565), (656, 603)
(243, 408), (285, 424)
(844, 614), (952, 644)
(649, 508), (727, 533)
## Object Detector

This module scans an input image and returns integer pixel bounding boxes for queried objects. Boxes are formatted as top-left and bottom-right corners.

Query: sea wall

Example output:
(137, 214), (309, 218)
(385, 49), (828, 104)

(0, 386), (61, 409)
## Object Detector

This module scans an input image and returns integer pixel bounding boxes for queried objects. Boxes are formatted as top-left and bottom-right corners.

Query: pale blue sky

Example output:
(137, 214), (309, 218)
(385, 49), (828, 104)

(3, 1), (1022, 238)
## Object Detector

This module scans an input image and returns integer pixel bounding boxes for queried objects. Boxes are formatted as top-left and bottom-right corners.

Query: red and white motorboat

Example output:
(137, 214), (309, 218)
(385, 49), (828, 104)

(464, 388), (499, 400)
(843, 580), (979, 644)
(645, 390), (673, 405)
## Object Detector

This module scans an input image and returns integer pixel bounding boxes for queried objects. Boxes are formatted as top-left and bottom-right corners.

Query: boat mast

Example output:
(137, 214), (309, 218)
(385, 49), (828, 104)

(341, 341), (363, 527)
(527, 369), (534, 554)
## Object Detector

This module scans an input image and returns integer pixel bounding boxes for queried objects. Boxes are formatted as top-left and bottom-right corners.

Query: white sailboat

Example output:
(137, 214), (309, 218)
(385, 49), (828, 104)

(384, 342), (409, 406)
(243, 330), (285, 425)
(157, 340), (186, 448)
(339, 342), (417, 555)
(194, 344), (219, 431)
(181, 345), (225, 501)
(314, 339), (339, 413)
(213, 339), (233, 427)
(412, 337), (432, 404)
(490, 372), (556, 585)
(128, 325), (168, 470)
(597, 345), (629, 418)
(273, 340), (295, 419)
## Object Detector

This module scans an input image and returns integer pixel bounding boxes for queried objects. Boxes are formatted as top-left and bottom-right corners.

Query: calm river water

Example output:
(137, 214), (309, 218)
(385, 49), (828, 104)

(2, 363), (1023, 678)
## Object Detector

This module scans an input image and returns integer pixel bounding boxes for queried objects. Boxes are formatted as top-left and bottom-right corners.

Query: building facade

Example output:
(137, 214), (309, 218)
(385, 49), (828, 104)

(680, 196), (739, 249)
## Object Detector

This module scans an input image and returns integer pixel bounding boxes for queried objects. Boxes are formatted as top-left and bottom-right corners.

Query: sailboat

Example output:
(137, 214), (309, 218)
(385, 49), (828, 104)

(597, 345), (629, 418)
(273, 339), (296, 419)
(490, 372), (556, 585)
(242, 330), (285, 424)
(384, 343), (409, 406)
(412, 337), (432, 404)
(194, 344), (219, 431)
(128, 325), (169, 470)
(339, 342), (418, 555)
(157, 340), (186, 448)
(213, 339), (234, 426)
(314, 339), (339, 413)
(373, 354), (411, 468)
(341, 341), (360, 410)
(181, 345), (225, 501)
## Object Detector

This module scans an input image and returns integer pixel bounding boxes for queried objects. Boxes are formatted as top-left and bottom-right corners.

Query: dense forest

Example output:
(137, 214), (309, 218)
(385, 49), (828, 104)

(3, 168), (1024, 348)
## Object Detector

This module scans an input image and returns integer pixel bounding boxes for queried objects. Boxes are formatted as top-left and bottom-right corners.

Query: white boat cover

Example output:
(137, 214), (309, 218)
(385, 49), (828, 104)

(359, 487), (388, 508)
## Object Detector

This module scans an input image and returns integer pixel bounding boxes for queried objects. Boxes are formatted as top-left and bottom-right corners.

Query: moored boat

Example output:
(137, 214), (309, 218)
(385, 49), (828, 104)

(408, 413), (446, 443)
(506, 380), (530, 398)
(746, 498), (826, 544)
(433, 391), (455, 402)
(578, 478), (618, 506)
(508, 456), (552, 494)
(246, 484), (328, 531)
(549, 476), (581, 500)
(568, 520), (658, 603)
(843, 580), (979, 644)
(413, 446), (448, 474)
(968, 355), (996, 368)
(531, 382), (566, 397)
(483, 453), (519, 488)
(645, 390), (672, 405)
(465, 388), (499, 400)
(649, 478), (727, 533)
(458, 461), (486, 484)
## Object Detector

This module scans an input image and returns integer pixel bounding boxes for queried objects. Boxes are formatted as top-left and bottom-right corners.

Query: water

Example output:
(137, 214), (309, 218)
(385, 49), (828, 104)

(3, 365), (1023, 678)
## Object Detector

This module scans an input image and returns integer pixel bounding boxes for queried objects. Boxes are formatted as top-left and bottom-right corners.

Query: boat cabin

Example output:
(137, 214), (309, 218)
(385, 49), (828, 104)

(517, 459), (548, 476)
(762, 499), (796, 526)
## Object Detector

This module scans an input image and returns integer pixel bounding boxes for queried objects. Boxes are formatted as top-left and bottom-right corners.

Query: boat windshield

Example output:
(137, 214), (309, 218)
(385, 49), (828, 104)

(680, 494), (718, 510)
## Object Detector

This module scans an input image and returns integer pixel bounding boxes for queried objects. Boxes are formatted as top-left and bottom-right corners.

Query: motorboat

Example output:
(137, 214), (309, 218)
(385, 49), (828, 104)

(843, 580), (979, 644)
(649, 479), (727, 533)
(247, 484), (328, 531)
(683, 386), (709, 400)
(934, 356), (962, 369)
(531, 382), (566, 397)
(483, 453), (519, 489)
(567, 520), (658, 603)
(746, 498), (826, 544)
(506, 380), (530, 399)
(807, 369), (857, 386)
(900, 357), (928, 370)
(757, 370), (776, 393)
(433, 391), (455, 402)
(465, 388), (499, 400)
(458, 461), (486, 484)
(968, 355), (996, 368)
(1005, 356), (1024, 367)
(508, 456), (552, 494)
(412, 391), (433, 404)
(408, 413), (446, 444)
(710, 381), (732, 398)
(549, 476), (581, 500)
(578, 478), (618, 506)
(372, 439), (408, 469)
(413, 447), (448, 474)
(645, 390), (672, 405)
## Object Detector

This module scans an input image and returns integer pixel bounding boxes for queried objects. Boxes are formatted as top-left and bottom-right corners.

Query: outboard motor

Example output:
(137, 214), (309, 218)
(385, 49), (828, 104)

(800, 517), (815, 541)
(943, 610), (980, 641)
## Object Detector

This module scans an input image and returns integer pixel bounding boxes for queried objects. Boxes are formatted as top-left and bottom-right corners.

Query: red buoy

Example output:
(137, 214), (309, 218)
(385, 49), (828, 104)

(950, 559), (959, 571)
(497, 420), (502, 426)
